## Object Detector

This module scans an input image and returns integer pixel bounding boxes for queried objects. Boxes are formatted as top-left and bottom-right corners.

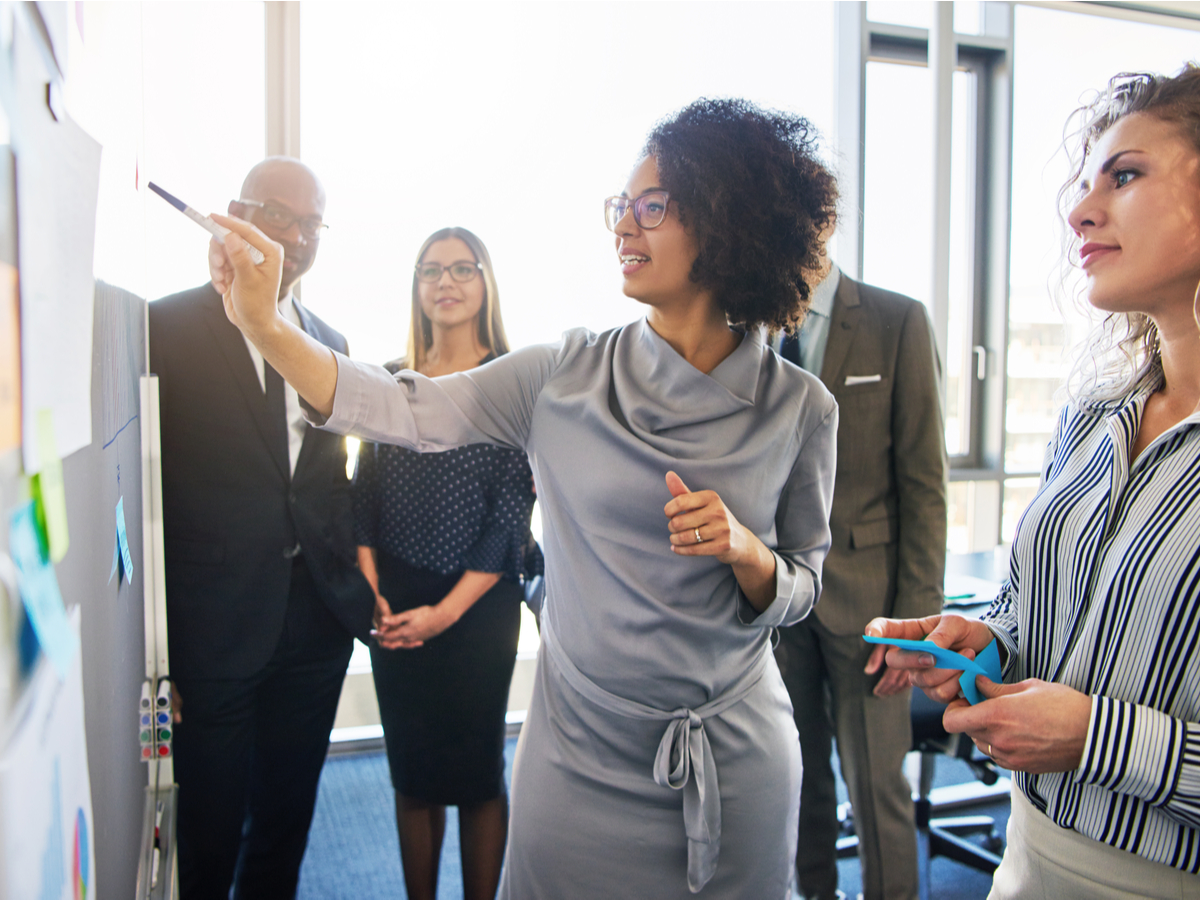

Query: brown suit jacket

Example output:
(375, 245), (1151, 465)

(811, 273), (947, 634)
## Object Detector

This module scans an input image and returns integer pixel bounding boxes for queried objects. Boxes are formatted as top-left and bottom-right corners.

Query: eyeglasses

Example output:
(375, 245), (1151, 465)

(237, 199), (329, 240)
(603, 191), (670, 232)
(415, 260), (482, 283)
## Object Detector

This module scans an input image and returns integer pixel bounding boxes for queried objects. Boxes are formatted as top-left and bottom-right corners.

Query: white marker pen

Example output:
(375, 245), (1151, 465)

(148, 181), (266, 265)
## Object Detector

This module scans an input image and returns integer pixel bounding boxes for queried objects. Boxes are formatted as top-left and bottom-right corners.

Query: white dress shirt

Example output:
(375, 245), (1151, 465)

(242, 292), (305, 475)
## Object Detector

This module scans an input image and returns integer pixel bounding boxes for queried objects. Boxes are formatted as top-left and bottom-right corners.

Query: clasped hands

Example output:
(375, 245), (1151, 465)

(865, 614), (1092, 775)
(371, 594), (453, 651)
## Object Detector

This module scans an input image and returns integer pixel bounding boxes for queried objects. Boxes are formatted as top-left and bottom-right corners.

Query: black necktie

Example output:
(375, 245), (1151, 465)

(264, 361), (290, 474)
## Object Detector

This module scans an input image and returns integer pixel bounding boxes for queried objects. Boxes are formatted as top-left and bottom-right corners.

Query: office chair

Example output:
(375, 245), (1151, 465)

(909, 687), (1004, 898)
(834, 689), (1006, 900)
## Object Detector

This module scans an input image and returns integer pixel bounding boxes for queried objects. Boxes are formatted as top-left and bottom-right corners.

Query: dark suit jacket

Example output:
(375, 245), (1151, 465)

(149, 283), (374, 679)
(812, 273), (948, 634)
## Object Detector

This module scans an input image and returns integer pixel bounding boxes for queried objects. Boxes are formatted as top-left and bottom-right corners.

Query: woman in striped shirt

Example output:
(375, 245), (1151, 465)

(868, 65), (1200, 897)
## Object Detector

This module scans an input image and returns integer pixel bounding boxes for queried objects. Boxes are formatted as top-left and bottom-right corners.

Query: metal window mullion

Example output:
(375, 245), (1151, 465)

(834, 1), (868, 281)
(832, 2), (1017, 546)
(265, 0), (301, 300)
(981, 2), (1015, 537)
(265, 2), (301, 158)
(929, 3), (954, 373)
(962, 54), (988, 471)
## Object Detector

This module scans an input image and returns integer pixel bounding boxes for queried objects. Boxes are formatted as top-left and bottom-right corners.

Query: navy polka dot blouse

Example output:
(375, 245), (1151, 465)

(351, 360), (543, 583)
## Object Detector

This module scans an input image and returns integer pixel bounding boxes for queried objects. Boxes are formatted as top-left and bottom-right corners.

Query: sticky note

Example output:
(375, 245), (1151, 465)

(115, 496), (133, 584)
(862, 635), (1003, 705)
(31, 408), (69, 562)
(9, 500), (78, 679)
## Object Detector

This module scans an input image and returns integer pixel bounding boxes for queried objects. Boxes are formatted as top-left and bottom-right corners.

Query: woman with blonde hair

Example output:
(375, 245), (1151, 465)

(869, 64), (1200, 898)
(353, 226), (541, 900)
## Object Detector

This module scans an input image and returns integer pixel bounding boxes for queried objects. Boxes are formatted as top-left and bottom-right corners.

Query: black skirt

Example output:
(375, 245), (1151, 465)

(370, 551), (522, 805)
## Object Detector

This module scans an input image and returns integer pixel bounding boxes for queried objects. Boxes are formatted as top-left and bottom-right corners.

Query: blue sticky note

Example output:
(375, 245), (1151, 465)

(116, 497), (133, 584)
(9, 500), (78, 679)
(109, 535), (119, 584)
(863, 635), (1003, 705)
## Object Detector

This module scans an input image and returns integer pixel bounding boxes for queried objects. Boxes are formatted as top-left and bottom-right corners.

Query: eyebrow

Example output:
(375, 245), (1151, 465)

(1080, 149), (1145, 190)
(1099, 149), (1143, 175)
(619, 186), (666, 198)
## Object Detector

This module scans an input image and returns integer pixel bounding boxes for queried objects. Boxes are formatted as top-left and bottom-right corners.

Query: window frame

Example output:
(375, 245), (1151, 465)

(839, 3), (1013, 483)
(269, 0), (1200, 553)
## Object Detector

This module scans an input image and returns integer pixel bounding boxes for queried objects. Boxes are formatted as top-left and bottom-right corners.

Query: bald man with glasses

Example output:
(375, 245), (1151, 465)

(149, 157), (374, 900)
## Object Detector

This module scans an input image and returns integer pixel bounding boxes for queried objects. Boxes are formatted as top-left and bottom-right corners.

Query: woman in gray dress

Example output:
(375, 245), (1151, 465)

(208, 99), (840, 899)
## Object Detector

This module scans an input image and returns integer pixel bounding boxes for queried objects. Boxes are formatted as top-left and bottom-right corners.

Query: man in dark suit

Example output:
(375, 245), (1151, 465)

(775, 260), (947, 900)
(149, 158), (374, 900)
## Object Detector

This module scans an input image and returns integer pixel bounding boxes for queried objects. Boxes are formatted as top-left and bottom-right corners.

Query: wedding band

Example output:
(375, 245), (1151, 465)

(988, 743), (993, 758)
(694, 527), (703, 544)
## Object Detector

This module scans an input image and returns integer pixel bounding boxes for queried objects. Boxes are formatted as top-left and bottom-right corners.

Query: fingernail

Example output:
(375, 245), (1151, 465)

(919, 653), (934, 666)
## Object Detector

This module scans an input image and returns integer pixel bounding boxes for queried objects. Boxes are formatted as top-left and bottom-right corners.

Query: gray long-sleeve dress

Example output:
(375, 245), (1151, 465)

(319, 320), (838, 898)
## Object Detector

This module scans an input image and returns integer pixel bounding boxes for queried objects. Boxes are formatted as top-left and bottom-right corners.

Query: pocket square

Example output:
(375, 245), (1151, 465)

(845, 374), (882, 386)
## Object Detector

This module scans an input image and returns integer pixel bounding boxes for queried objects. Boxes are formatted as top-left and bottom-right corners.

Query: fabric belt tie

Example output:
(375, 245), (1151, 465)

(540, 617), (769, 893)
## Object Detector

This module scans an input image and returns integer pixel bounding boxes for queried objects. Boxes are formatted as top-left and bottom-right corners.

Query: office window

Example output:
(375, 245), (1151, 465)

(944, 67), (979, 458)
(298, 2), (836, 367)
(73, 2), (265, 301)
(301, 1), (836, 671)
(1006, 5), (1199, 479)
(863, 4), (986, 37)
(953, 2), (984, 36)
(947, 481), (969, 553)
(854, 3), (1199, 550)
(1001, 476), (1038, 545)
(947, 479), (1001, 555)
(860, 42), (989, 464)
(862, 61), (934, 314)
(865, 2), (933, 30)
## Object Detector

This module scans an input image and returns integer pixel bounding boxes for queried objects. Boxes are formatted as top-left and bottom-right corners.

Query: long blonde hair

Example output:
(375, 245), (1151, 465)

(404, 227), (510, 371)
(1057, 64), (1200, 406)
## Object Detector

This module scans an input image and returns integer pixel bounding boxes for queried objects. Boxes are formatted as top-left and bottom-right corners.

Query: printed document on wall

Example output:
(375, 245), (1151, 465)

(13, 19), (101, 471)
(0, 608), (95, 900)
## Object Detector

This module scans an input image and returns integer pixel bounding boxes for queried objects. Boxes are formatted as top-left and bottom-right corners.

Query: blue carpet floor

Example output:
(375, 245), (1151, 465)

(298, 738), (1009, 899)
(297, 738), (518, 899)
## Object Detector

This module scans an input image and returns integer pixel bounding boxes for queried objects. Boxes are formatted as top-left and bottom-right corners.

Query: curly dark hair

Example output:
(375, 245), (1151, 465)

(643, 97), (839, 333)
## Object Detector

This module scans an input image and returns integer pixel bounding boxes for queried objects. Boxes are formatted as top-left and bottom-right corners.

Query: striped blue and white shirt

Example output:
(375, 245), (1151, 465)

(983, 370), (1200, 873)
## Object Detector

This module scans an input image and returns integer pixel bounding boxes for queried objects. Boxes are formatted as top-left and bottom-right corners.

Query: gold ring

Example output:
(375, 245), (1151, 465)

(694, 527), (703, 544)
(988, 743), (993, 758)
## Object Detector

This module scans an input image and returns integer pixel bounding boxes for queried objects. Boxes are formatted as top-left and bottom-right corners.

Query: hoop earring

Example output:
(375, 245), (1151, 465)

(1193, 277), (1200, 333)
